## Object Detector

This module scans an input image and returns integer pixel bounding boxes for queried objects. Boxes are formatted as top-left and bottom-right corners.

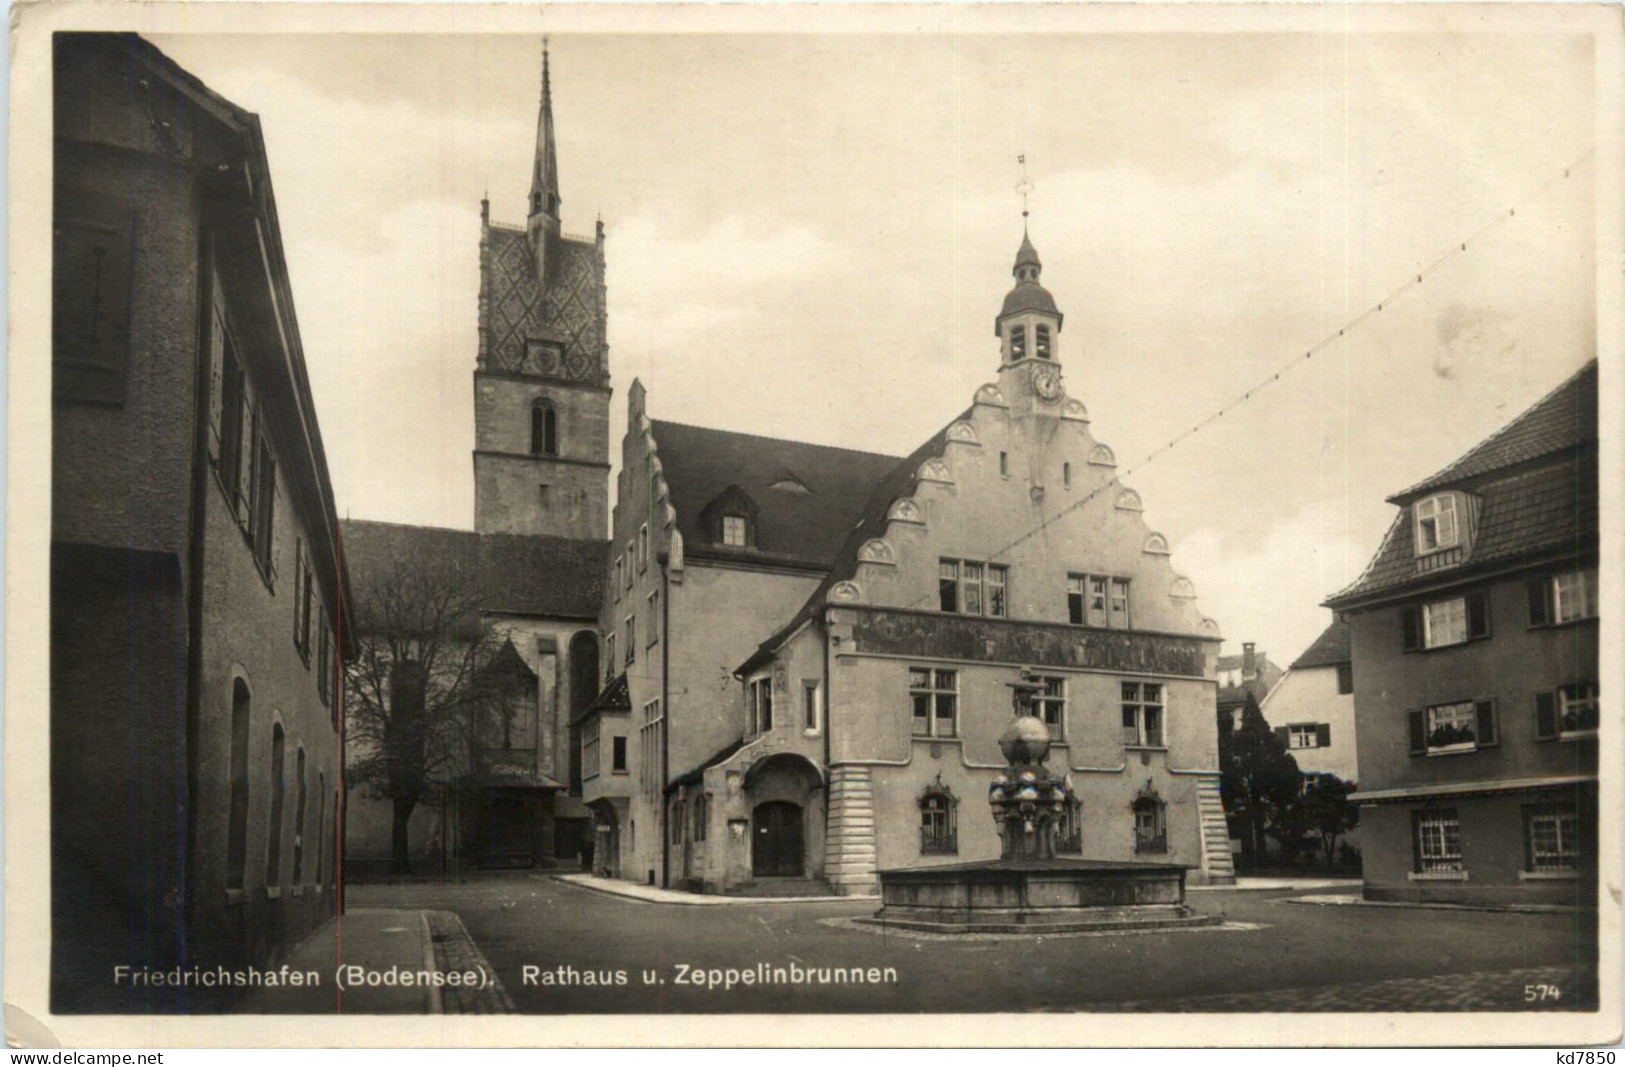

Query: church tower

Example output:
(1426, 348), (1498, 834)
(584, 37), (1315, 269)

(474, 42), (611, 539)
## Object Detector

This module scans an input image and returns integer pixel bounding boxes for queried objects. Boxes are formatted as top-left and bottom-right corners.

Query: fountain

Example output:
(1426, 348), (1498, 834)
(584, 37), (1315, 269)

(867, 674), (1219, 933)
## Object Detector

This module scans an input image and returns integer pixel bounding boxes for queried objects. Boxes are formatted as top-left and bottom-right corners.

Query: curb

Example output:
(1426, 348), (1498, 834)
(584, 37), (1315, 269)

(551, 873), (879, 906)
(424, 910), (516, 1013)
(1280, 893), (1586, 915)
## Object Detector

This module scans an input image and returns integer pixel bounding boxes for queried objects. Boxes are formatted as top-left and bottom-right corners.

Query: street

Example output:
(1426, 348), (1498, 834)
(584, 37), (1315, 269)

(304, 875), (1599, 1014)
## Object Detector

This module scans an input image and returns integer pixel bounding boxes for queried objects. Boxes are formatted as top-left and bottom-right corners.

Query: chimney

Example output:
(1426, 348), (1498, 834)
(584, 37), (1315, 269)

(1242, 642), (1257, 678)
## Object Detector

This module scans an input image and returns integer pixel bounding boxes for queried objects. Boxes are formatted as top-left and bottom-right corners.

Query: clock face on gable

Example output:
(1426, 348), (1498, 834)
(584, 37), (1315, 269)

(1031, 363), (1064, 402)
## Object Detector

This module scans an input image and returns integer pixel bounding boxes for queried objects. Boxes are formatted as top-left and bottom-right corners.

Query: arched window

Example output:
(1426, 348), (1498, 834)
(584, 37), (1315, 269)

(1132, 785), (1167, 854)
(919, 776), (959, 854)
(292, 748), (308, 885)
(1035, 324), (1052, 359)
(531, 399), (558, 456)
(266, 723), (287, 888)
(693, 794), (708, 842)
(315, 772), (327, 886)
(226, 679), (252, 891)
(1009, 324), (1027, 360)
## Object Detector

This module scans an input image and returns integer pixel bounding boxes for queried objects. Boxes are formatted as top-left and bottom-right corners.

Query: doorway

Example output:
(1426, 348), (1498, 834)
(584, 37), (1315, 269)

(752, 800), (803, 877)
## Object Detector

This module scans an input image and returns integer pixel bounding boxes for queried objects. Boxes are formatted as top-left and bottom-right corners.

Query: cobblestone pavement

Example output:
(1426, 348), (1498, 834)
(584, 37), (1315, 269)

(425, 909), (515, 1013)
(1105, 965), (1597, 1012)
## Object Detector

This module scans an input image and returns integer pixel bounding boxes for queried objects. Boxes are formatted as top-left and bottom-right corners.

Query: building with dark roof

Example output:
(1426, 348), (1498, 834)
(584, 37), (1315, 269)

(589, 228), (1234, 894)
(50, 34), (353, 1009)
(1324, 359), (1598, 906)
(340, 45), (609, 877)
(1258, 619), (1359, 789)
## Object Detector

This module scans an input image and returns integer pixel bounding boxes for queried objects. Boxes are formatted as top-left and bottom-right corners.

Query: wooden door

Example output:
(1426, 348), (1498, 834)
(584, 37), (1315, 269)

(752, 801), (803, 877)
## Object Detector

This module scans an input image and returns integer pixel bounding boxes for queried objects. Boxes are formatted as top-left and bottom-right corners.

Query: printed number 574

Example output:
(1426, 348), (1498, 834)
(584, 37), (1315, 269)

(1525, 984), (1562, 1002)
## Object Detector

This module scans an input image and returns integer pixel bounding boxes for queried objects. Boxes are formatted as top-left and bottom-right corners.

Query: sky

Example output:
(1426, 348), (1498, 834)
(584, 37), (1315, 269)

(150, 25), (1598, 667)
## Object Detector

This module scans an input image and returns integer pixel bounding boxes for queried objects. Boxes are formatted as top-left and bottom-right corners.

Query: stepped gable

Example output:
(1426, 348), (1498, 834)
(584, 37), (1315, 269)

(650, 419), (901, 566)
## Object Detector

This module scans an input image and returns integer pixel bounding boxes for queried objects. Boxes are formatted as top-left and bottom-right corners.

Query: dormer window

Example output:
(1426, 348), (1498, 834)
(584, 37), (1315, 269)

(1414, 493), (1459, 553)
(1035, 324), (1051, 360)
(702, 485), (759, 549)
(531, 399), (558, 456)
(1010, 325), (1026, 360)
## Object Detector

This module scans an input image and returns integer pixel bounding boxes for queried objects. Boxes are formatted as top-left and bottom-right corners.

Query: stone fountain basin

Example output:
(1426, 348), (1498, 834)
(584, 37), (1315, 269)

(868, 858), (1220, 934)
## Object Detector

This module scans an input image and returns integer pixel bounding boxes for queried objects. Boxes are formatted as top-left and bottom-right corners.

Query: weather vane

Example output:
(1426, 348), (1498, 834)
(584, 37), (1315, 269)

(1016, 153), (1035, 224)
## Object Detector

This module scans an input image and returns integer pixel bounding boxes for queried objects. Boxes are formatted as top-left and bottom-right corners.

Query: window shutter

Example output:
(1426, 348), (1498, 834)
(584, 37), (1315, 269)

(1527, 577), (1550, 627)
(1273, 726), (1289, 748)
(1522, 806), (1535, 871)
(1316, 723), (1332, 748)
(207, 308), (226, 461)
(235, 396), (254, 523)
(1475, 700), (1497, 748)
(1408, 710), (1426, 754)
(1533, 691), (1558, 741)
(1467, 591), (1491, 639)
(1411, 813), (1424, 872)
(1401, 606), (1421, 652)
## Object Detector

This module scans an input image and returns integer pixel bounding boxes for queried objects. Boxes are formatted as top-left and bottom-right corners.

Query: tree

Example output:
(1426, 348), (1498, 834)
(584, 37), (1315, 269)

(1218, 692), (1301, 866)
(344, 548), (507, 873)
(1291, 777), (1361, 865)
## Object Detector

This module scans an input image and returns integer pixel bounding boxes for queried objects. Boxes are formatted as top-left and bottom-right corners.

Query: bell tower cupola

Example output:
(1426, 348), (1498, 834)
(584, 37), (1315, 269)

(995, 228), (1064, 368)
(527, 40), (563, 289)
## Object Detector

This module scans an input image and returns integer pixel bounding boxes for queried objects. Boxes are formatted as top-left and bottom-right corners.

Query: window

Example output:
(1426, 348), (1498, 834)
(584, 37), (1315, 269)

(614, 556), (623, 601)
(226, 680), (252, 893)
(626, 542), (635, 589)
(55, 190), (134, 404)
(939, 559), (1008, 617)
(1062, 462), (1071, 489)
(1414, 493), (1460, 552)
(265, 723), (286, 889)
(250, 427), (277, 581)
(293, 540), (313, 662)
(531, 400), (558, 455)
(639, 700), (664, 797)
(1524, 804), (1580, 872)
(624, 616), (635, 665)
(1412, 809), (1462, 873)
(647, 589), (659, 646)
(999, 451), (1009, 477)
(1287, 724), (1322, 750)
(671, 800), (685, 846)
(316, 616), (331, 706)
(722, 515), (748, 547)
(1121, 682), (1164, 747)
(604, 633), (616, 678)
(747, 677), (773, 735)
(1034, 676), (1065, 739)
(1056, 797), (1083, 854)
(1068, 573), (1129, 628)
(1530, 568), (1599, 626)
(693, 795), (708, 842)
(292, 748), (307, 886)
(1133, 791), (1167, 854)
(611, 735), (627, 773)
(909, 668), (958, 738)
(582, 719), (601, 780)
(919, 779), (958, 854)
(1010, 324), (1026, 360)
(1410, 699), (1497, 755)
(803, 681), (821, 732)
(538, 483), (550, 508)
(1035, 324), (1052, 360)
(1335, 662), (1354, 695)
(1402, 592), (1489, 651)
(1536, 683), (1600, 740)
(217, 340), (248, 504)
(315, 773), (327, 886)
(638, 524), (649, 572)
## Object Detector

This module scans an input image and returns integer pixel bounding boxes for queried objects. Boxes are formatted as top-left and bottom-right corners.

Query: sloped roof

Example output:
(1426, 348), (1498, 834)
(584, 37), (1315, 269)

(651, 420), (900, 567)
(669, 738), (747, 789)
(737, 411), (970, 675)
(575, 671), (630, 723)
(1391, 360), (1597, 502)
(340, 519), (607, 622)
(1291, 620), (1351, 670)
(998, 281), (1061, 325)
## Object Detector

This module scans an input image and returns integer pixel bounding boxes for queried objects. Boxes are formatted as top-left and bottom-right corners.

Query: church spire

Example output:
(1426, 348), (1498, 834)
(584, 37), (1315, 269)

(530, 39), (560, 222)
(527, 39), (563, 287)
